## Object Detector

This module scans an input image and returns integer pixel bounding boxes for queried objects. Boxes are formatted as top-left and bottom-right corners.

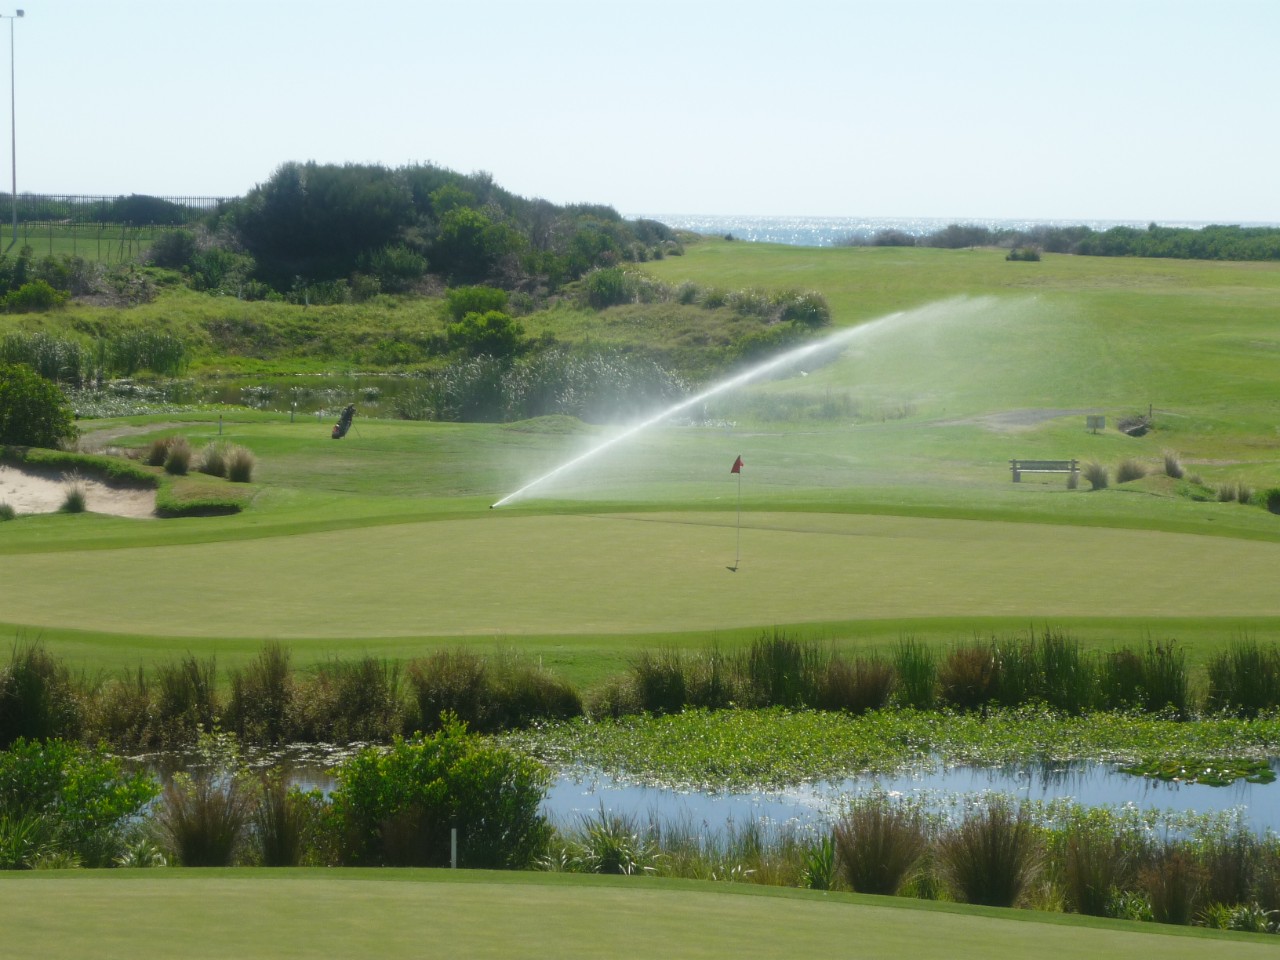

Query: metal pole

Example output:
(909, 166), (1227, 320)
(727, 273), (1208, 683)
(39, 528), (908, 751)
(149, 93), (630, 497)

(5, 10), (19, 252)
(735, 471), (741, 569)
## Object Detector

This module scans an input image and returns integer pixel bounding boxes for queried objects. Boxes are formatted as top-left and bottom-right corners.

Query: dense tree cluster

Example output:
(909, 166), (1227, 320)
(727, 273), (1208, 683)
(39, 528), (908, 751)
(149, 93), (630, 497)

(851, 221), (1280, 261)
(179, 161), (684, 296)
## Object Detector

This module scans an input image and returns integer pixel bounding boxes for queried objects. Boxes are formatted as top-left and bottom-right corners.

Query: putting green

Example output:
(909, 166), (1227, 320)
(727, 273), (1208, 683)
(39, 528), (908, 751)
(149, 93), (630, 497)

(0, 873), (1269, 960)
(4, 512), (1280, 639)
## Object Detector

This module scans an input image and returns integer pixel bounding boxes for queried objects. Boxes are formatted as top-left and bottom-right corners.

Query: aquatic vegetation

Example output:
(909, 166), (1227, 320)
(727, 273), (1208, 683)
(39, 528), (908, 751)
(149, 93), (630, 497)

(1119, 758), (1275, 787)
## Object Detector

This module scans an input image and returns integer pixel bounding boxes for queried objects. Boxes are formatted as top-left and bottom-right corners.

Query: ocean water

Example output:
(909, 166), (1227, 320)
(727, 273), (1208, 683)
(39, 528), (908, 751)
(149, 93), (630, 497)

(636, 214), (1279, 248)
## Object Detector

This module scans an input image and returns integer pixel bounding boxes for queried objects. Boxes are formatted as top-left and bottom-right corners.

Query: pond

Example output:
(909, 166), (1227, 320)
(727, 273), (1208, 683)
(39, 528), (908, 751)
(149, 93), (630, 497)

(148, 748), (1280, 835)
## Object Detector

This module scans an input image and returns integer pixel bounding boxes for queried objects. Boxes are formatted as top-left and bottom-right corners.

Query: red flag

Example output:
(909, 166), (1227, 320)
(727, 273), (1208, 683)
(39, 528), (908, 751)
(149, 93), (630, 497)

(730, 455), (743, 474)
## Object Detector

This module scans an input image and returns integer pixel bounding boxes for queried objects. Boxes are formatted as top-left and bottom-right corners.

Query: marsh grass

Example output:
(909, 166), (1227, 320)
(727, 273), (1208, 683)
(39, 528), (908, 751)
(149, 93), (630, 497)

(158, 772), (254, 867)
(744, 630), (821, 708)
(252, 773), (311, 867)
(1140, 639), (1190, 717)
(816, 656), (894, 714)
(406, 649), (581, 733)
(1083, 461), (1109, 490)
(226, 642), (294, 743)
(938, 644), (996, 710)
(833, 799), (927, 895)
(893, 639), (937, 709)
(90, 667), (155, 748)
(1163, 451), (1184, 480)
(296, 656), (402, 743)
(0, 502), (15, 521)
(1206, 639), (1280, 717)
(1034, 631), (1098, 714)
(1202, 827), (1258, 909)
(1141, 844), (1205, 925)
(559, 808), (659, 875)
(684, 647), (739, 710)
(937, 800), (1043, 907)
(154, 656), (217, 745)
(163, 437), (191, 475)
(1058, 818), (1141, 917)
(630, 649), (688, 715)
(0, 642), (84, 747)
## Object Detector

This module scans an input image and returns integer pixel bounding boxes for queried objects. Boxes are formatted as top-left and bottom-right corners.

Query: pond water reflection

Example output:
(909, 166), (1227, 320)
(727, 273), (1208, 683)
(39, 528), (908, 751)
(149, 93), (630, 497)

(154, 748), (1279, 835)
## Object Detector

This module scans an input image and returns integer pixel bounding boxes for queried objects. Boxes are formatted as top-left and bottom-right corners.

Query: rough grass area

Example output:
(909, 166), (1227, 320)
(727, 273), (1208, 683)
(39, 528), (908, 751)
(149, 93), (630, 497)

(0, 872), (1268, 960)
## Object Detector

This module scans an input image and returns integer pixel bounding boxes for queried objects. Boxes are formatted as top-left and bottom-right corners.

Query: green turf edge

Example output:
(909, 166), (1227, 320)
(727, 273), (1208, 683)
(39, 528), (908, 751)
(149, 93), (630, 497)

(0, 868), (1270, 946)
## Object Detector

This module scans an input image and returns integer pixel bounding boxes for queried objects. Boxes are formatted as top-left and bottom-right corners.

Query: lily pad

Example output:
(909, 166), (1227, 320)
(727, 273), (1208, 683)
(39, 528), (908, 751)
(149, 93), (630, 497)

(1120, 757), (1276, 787)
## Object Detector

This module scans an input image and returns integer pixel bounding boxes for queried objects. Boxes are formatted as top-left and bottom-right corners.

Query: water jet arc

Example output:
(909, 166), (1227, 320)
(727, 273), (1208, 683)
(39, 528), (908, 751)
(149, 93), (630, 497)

(490, 311), (904, 508)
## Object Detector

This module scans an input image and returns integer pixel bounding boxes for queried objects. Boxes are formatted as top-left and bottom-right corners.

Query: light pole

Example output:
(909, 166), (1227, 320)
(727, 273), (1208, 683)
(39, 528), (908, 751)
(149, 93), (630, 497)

(1, 10), (21, 251)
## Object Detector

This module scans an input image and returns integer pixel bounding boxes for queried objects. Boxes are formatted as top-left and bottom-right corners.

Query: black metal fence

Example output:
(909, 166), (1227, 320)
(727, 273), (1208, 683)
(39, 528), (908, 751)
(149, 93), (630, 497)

(0, 194), (234, 262)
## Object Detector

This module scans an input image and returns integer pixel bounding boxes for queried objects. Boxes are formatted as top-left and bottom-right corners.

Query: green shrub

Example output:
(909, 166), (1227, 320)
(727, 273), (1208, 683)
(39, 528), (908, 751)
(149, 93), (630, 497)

(444, 284), (507, 321)
(1005, 247), (1041, 262)
(1115, 458), (1147, 483)
(0, 738), (158, 868)
(1265, 487), (1280, 515)
(447, 310), (524, 359)
(833, 798), (927, 895)
(225, 444), (255, 483)
(559, 808), (658, 875)
(938, 800), (1043, 907)
(163, 436), (192, 475)
(88, 667), (155, 749)
(0, 362), (78, 448)
(330, 717), (551, 868)
(0, 502), (13, 521)
(582, 267), (636, 308)
(148, 229), (198, 269)
(6, 279), (69, 313)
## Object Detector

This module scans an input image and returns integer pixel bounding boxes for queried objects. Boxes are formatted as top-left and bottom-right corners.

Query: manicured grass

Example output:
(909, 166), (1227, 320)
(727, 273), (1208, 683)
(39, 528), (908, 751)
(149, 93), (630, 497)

(0, 871), (1270, 960)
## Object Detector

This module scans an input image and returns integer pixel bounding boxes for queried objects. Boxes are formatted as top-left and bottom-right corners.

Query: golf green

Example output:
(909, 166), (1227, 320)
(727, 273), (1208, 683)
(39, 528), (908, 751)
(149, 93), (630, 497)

(5, 511), (1279, 639)
(1, 872), (1271, 960)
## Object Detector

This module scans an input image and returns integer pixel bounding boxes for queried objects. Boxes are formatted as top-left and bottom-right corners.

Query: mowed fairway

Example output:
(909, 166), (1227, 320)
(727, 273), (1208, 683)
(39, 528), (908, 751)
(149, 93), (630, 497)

(4, 511), (1280, 639)
(1, 872), (1272, 960)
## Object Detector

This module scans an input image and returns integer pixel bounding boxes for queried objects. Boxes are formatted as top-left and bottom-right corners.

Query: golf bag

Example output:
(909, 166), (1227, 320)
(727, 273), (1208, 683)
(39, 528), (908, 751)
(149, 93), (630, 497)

(332, 404), (356, 439)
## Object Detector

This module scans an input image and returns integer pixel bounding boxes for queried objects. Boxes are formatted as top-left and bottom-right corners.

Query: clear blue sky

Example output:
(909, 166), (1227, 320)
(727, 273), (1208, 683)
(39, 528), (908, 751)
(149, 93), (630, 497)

(11, 0), (1279, 221)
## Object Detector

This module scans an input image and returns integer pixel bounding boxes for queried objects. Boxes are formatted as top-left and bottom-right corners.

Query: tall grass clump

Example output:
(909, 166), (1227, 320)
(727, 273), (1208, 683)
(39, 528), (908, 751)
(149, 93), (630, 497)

(816, 655), (894, 714)
(938, 643), (996, 711)
(1202, 827), (1258, 909)
(88, 667), (155, 749)
(1265, 487), (1280, 515)
(1059, 816), (1141, 916)
(295, 656), (402, 743)
(1083, 462), (1109, 490)
(0, 503), (14, 521)
(630, 649), (688, 715)
(684, 647), (740, 710)
(553, 809), (659, 875)
(937, 800), (1043, 907)
(163, 436), (192, 475)
(252, 773), (313, 867)
(1206, 639), (1280, 718)
(893, 639), (936, 709)
(1163, 451), (1184, 479)
(406, 649), (581, 734)
(743, 630), (821, 708)
(0, 643), (84, 747)
(1034, 631), (1098, 714)
(225, 444), (255, 483)
(833, 797), (927, 895)
(1140, 639), (1190, 717)
(1115, 458), (1147, 483)
(145, 436), (172, 467)
(153, 656), (218, 746)
(155, 730), (254, 867)
(1140, 844), (1205, 925)
(59, 475), (87, 513)
(226, 642), (294, 743)
(196, 441), (229, 477)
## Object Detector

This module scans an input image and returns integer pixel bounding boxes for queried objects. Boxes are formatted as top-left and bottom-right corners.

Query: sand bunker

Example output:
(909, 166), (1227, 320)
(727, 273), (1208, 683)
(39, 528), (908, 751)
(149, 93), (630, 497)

(0, 465), (157, 519)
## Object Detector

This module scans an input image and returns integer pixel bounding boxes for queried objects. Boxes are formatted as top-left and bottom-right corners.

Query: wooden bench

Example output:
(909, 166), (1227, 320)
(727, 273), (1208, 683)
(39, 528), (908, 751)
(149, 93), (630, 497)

(1010, 459), (1079, 482)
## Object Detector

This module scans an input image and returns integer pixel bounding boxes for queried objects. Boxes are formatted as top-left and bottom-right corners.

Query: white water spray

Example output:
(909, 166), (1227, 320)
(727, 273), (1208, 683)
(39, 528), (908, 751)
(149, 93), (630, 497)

(490, 309), (907, 507)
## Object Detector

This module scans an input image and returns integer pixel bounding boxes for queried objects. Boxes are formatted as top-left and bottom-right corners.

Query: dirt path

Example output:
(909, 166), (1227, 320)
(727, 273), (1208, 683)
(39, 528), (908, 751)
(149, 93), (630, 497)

(0, 465), (157, 519)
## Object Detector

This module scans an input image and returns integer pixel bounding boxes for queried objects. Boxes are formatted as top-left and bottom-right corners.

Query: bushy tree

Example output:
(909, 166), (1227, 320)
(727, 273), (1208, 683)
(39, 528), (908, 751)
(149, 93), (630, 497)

(445, 284), (508, 321)
(447, 310), (524, 359)
(0, 362), (78, 447)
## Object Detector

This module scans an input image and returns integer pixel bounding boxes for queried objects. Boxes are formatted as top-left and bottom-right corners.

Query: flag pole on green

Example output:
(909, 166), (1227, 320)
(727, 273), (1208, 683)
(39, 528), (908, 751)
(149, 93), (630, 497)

(730, 455), (743, 569)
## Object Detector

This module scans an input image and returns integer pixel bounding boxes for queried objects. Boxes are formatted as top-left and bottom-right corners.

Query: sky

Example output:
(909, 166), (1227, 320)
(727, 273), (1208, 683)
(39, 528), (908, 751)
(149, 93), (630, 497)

(8, 0), (1279, 222)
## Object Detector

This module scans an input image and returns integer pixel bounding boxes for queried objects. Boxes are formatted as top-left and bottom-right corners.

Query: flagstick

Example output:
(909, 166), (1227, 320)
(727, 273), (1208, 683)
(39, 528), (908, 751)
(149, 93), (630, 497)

(735, 469), (741, 569)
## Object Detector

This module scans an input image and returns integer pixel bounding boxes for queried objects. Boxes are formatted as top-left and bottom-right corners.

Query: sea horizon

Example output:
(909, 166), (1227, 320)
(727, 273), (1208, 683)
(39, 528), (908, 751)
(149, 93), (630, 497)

(634, 213), (1280, 248)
